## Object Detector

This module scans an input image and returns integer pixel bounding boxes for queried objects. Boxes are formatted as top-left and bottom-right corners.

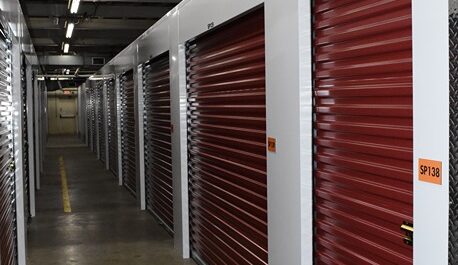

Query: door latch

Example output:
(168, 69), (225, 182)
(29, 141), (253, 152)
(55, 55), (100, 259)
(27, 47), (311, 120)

(8, 161), (15, 172)
(401, 222), (413, 246)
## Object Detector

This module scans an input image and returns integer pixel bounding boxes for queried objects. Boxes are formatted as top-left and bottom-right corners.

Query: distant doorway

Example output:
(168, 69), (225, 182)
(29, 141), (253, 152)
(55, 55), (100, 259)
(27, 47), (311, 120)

(47, 89), (78, 135)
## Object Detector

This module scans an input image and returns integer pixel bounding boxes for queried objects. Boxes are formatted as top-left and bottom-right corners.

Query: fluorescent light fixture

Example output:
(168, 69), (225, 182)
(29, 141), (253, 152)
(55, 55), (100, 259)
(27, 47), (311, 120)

(70, 0), (80, 14)
(66, 23), (74, 38)
(63, 43), (70, 53)
(89, 75), (106, 81)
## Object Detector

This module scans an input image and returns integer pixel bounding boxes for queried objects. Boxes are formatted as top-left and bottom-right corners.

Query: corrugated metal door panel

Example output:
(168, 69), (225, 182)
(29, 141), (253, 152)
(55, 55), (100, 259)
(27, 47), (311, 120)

(97, 81), (106, 163)
(86, 88), (92, 148)
(21, 57), (30, 221)
(450, 9), (458, 263)
(107, 79), (118, 176)
(186, 7), (267, 265)
(143, 52), (174, 232)
(313, 1), (413, 264)
(91, 87), (97, 153)
(120, 71), (137, 196)
(0, 30), (18, 265)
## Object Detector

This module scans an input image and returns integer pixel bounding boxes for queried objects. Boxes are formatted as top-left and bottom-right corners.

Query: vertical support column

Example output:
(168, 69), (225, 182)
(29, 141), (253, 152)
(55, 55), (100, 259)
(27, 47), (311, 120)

(413, 1), (449, 264)
(116, 76), (123, 186)
(265, 0), (313, 264)
(26, 65), (36, 218)
(137, 65), (146, 210)
(34, 71), (40, 190)
(170, 10), (190, 259)
(103, 81), (109, 170)
(12, 38), (26, 265)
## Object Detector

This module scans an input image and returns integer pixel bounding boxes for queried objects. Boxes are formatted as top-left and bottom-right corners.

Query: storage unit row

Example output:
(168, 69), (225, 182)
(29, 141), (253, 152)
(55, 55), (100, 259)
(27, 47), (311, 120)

(82, 0), (456, 264)
(0, 0), (42, 264)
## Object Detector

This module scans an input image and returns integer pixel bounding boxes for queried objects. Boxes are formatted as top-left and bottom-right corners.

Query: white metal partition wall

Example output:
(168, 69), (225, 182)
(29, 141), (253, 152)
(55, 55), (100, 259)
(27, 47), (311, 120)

(265, 0), (312, 263)
(34, 74), (40, 191)
(170, 16), (190, 259)
(413, 1), (449, 264)
(137, 64), (146, 210)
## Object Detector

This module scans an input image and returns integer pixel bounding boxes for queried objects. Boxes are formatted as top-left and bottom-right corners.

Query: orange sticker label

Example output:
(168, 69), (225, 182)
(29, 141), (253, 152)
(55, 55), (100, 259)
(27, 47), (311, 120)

(268, 137), (276, 153)
(419, 159), (442, 185)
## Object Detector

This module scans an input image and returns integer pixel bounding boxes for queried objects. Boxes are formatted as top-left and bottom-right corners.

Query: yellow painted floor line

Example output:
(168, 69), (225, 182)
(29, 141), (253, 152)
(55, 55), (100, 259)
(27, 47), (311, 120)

(59, 156), (72, 213)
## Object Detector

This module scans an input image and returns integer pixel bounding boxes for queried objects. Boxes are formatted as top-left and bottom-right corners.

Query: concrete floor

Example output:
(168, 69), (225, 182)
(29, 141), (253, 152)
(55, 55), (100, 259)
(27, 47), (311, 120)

(27, 135), (195, 265)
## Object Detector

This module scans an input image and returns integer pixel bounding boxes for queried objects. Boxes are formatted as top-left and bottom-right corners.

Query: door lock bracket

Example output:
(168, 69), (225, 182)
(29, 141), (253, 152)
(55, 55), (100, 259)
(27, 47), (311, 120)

(401, 222), (413, 246)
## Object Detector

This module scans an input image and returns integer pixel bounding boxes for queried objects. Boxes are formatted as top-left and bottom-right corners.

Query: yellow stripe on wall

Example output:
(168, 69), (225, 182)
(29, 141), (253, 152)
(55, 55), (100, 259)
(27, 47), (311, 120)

(59, 156), (72, 213)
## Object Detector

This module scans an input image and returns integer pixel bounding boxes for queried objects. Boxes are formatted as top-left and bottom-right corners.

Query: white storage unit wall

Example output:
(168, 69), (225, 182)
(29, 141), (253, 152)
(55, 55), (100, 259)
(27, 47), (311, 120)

(89, 0), (457, 264)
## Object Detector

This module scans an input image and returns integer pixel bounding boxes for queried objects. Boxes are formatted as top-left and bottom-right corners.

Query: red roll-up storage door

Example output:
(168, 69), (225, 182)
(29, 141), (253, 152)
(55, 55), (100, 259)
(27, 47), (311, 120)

(186, 7), (267, 265)
(90, 87), (97, 153)
(313, 1), (413, 264)
(86, 87), (93, 150)
(120, 71), (137, 196)
(21, 56), (30, 221)
(143, 52), (174, 233)
(0, 29), (18, 265)
(97, 81), (106, 163)
(107, 78), (118, 177)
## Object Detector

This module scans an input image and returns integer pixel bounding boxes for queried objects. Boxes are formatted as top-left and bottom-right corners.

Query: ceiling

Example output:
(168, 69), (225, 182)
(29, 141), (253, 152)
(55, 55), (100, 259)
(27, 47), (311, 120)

(19, 0), (181, 85)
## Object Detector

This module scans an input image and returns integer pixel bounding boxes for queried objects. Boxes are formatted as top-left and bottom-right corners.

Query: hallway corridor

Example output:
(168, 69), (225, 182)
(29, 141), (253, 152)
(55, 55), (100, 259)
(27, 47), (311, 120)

(27, 136), (194, 265)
